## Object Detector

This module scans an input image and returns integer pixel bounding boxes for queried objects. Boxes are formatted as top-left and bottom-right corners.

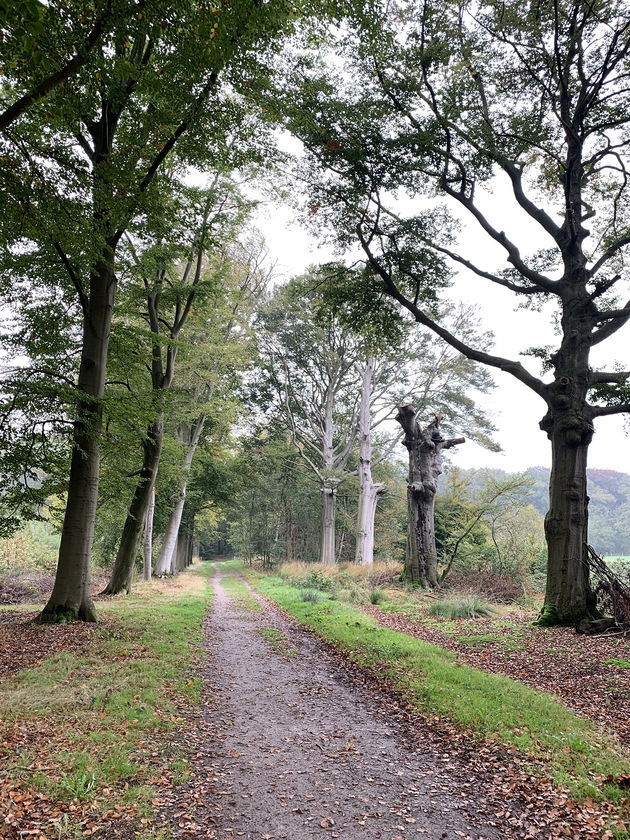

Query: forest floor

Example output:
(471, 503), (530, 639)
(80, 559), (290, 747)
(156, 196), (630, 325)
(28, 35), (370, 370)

(360, 604), (630, 746)
(0, 561), (628, 840)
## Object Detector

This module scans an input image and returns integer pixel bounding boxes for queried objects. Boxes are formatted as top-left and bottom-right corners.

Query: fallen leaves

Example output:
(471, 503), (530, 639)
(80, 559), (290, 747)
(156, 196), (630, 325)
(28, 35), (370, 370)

(362, 605), (630, 744)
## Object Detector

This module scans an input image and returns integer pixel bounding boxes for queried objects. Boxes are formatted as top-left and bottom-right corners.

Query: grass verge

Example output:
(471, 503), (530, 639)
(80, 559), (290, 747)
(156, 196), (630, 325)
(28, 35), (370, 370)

(0, 561), (214, 837)
(237, 563), (628, 806)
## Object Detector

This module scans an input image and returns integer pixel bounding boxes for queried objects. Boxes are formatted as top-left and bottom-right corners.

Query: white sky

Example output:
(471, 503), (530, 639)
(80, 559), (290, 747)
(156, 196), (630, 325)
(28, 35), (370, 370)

(253, 175), (630, 475)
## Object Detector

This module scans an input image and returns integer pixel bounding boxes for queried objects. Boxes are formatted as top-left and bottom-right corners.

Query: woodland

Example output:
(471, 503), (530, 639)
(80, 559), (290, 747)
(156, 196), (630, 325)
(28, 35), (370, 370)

(1, 0), (630, 838)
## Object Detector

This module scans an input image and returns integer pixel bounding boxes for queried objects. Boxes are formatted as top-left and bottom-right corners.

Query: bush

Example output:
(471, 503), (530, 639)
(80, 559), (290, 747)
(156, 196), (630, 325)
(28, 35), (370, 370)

(369, 588), (387, 605)
(429, 596), (496, 619)
(303, 568), (336, 592)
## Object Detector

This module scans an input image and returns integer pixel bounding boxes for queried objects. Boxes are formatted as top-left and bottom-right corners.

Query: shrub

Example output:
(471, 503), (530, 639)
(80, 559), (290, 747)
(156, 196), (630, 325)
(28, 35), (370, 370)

(369, 588), (387, 605)
(429, 596), (496, 619)
(303, 569), (336, 592)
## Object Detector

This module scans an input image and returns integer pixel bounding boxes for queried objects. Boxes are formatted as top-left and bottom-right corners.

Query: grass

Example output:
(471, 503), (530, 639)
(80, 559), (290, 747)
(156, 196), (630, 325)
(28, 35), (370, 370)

(257, 626), (299, 657)
(220, 573), (261, 611)
(428, 595), (496, 619)
(236, 562), (629, 805)
(0, 561), (214, 833)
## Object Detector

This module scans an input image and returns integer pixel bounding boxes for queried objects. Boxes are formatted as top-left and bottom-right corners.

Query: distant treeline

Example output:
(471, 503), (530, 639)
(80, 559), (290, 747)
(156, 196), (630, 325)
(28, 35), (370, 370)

(444, 468), (630, 557)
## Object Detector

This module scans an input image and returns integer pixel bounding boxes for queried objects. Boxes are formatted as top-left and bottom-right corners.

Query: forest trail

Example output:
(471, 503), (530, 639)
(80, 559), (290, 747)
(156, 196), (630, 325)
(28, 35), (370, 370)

(159, 562), (519, 840)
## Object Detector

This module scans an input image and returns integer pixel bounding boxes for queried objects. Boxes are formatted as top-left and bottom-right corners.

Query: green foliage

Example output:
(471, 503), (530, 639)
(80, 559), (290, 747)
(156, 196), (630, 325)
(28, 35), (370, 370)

(428, 596), (496, 619)
(369, 588), (387, 605)
(60, 771), (96, 801)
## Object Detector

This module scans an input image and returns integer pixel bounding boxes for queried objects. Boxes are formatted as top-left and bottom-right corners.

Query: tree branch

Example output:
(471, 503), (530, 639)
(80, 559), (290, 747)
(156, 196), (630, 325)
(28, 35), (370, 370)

(357, 225), (549, 400)
(0, 2), (115, 132)
(591, 403), (630, 417)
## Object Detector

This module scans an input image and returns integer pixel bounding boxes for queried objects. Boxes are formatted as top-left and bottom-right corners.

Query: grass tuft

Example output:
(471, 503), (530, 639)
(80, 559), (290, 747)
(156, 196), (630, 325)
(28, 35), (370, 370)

(428, 595), (496, 619)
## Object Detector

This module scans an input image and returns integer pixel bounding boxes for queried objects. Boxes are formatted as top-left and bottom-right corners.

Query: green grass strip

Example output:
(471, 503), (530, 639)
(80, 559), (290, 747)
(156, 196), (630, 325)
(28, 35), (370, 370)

(241, 567), (628, 804)
(0, 562), (215, 833)
(220, 571), (261, 611)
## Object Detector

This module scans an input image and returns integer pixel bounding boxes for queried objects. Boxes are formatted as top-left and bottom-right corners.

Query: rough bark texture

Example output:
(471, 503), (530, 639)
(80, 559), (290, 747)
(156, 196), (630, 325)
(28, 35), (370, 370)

(355, 359), (385, 566)
(538, 346), (598, 624)
(38, 256), (116, 623)
(103, 418), (164, 595)
(396, 407), (464, 588)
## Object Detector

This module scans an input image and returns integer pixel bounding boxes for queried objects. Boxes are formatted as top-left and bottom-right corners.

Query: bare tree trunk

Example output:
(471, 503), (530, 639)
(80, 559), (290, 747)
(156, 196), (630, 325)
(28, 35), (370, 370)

(355, 358), (386, 566)
(320, 487), (337, 566)
(396, 407), (464, 588)
(154, 415), (205, 575)
(143, 487), (155, 581)
(102, 418), (164, 595)
(538, 420), (596, 624)
(38, 256), (116, 623)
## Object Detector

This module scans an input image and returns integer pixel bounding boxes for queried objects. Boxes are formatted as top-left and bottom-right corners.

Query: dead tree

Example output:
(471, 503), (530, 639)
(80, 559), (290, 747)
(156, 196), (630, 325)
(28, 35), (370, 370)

(576, 545), (630, 633)
(396, 407), (465, 587)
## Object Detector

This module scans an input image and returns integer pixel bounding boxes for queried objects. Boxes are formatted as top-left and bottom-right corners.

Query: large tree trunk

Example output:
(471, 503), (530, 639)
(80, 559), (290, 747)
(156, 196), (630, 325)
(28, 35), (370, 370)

(38, 257), (116, 623)
(102, 418), (164, 595)
(319, 487), (337, 566)
(143, 487), (155, 582)
(154, 415), (205, 575)
(355, 358), (386, 566)
(156, 491), (186, 575)
(396, 407), (464, 588)
(538, 399), (597, 623)
(536, 280), (599, 625)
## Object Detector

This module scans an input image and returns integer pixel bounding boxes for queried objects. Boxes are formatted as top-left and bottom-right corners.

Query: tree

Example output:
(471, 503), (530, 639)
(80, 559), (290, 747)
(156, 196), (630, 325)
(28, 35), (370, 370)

(276, 0), (630, 623)
(321, 267), (496, 567)
(395, 409), (464, 586)
(435, 469), (542, 588)
(259, 273), (362, 565)
(0, 0), (120, 132)
(0, 0), (294, 621)
(102, 179), (243, 595)
(153, 237), (270, 575)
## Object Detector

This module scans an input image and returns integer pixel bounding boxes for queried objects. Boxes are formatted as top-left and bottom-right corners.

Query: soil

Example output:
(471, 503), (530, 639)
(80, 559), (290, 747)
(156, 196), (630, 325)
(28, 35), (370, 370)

(156, 564), (531, 840)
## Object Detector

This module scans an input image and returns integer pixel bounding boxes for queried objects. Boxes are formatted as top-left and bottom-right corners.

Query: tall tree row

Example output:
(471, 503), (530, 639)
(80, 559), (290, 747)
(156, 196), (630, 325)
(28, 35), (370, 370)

(272, 0), (630, 623)
(0, 0), (297, 620)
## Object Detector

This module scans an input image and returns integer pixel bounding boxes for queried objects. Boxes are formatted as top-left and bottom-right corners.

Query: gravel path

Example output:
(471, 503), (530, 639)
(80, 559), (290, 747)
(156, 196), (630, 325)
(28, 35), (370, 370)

(160, 564), (519, 840)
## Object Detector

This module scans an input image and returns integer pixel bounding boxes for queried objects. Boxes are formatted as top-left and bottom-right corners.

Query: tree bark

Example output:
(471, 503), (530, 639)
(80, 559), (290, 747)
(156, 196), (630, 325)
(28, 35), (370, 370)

(355, 358), (386, 566)
(319, 487), (337, 566)
(143, 487), (155, 582)
(396, 407), (464, 588)
(154, 415), (205, 575)
(537, 358), (598, 623)
(38, 256), (116, 623)
(102, 417), (164, 594)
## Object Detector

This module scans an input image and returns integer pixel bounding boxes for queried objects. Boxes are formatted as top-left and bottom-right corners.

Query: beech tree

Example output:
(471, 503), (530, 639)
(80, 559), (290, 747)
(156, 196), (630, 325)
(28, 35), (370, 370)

(276, 0), (630, 623)
(102, 178), (245, 595)
(260, 273), (363, 565)
(153, 238), (270, 576)
(0, 0), (295, 621)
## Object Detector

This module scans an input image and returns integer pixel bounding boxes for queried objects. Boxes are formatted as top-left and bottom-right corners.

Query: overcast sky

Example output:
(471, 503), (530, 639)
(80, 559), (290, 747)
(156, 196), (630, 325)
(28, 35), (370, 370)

(253, 180), (630, 475)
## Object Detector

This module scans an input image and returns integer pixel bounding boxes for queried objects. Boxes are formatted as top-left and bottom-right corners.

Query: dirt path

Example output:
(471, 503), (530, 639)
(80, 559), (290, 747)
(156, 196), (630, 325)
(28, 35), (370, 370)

(157, 563), (529, 840)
